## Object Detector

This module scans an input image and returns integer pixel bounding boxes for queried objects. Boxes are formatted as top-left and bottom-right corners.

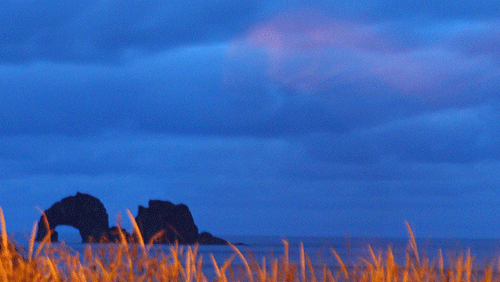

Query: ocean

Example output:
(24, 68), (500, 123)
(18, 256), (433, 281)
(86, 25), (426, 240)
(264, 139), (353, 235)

(12, 233), (500, 279)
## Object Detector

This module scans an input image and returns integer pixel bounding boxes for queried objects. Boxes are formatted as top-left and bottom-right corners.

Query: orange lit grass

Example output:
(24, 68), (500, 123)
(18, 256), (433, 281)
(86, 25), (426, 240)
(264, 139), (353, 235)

(1, 207), (500, 281)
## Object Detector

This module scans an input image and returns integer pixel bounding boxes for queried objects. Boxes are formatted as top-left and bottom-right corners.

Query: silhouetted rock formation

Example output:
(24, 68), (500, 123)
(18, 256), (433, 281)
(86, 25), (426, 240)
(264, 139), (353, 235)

(35, 193), (229, 245)
(135, 200), (228, 245)
(198, 231), (229, 245)
(35, 192), (110, 243)
(135, 200), (199, 244)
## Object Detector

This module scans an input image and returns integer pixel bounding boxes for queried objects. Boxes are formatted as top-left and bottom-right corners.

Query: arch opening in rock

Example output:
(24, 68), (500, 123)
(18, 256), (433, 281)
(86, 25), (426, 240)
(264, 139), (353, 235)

(53, 225), (82, 243)
(35, 192), (110, 243)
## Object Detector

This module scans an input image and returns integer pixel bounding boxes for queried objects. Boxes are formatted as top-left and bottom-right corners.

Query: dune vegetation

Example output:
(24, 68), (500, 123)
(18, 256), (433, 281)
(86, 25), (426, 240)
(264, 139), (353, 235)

(1, 207), (499, 282)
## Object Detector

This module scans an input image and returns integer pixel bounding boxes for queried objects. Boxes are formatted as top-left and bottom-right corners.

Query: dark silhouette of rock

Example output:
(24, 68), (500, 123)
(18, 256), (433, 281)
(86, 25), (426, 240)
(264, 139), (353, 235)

(34, 193), (230, 245)
(135, 200), (200, 244)
(134, 200), (229, 245)
(35, 192), (110, 243)
(197, 231), (228, 245)
(50, 230), (59, 242)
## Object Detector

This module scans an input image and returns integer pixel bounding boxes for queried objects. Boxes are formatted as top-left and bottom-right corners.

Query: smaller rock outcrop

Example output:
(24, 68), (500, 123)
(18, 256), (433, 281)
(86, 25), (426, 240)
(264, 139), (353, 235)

(197, 232), (228, 245)
(135, 200), (199, 244)
(135, 200), (228, 245)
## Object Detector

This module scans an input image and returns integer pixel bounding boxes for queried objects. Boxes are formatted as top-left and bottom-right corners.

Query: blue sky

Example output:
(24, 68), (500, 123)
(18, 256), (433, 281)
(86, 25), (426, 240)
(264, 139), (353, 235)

(1, 0), (500, 239)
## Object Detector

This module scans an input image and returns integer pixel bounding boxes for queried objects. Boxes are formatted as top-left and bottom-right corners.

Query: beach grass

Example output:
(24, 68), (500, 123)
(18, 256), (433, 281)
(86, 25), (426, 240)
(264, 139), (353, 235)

(1, 208), (500, 282)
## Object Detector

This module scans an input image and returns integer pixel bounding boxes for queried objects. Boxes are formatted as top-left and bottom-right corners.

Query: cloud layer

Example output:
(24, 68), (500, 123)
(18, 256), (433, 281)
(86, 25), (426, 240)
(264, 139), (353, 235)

(1, 0), (500, 238)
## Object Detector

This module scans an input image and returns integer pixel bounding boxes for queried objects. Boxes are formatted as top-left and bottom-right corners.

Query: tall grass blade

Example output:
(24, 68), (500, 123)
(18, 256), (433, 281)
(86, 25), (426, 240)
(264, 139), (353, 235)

(230, 242), (254, 282)
(283, 239), (289, 277)
(28, 221), (37, 262)
(210, 253), (221, 278)
(305, 253), (317, 282)
(0, 207), (9, 257)
(126, 209), (146, 254)
(405, 220), (420, 266)
(300, 242), (306, 282)
(331, 248), (349, 280)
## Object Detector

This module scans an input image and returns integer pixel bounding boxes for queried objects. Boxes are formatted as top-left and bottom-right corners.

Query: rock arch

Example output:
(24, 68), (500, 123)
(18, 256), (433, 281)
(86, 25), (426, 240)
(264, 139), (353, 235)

(35, 192), (110, 243)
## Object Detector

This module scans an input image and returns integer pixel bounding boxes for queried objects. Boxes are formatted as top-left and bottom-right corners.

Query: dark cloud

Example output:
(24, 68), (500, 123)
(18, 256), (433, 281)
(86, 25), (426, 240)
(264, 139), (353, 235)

(0, 62), (135, 135)
(2, 0), (500, 238)
(0, 0), (263, 63)
(2, 0), (499, 63)
(373, 0), (500, 20)
(445, 20), (500, 59)
(299, 105), (500, 170)
(0, 132), (297, 181)
(261, 0), (500, 22)
(0, 0), (92, 42)
(372, 106), (500, 163)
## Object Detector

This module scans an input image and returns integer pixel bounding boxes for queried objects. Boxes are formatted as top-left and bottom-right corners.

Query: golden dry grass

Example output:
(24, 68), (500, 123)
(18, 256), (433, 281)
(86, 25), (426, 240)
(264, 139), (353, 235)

(1, 207), (500, 282)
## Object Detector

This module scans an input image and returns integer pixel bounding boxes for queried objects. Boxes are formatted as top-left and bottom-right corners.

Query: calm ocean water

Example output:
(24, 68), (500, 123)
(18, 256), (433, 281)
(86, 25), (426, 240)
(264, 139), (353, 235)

(12, 233), (500, 278)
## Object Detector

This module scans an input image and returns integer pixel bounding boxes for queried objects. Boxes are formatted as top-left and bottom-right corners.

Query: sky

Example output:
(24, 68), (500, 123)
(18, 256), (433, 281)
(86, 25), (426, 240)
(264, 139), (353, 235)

(1, 0), (500, 240)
